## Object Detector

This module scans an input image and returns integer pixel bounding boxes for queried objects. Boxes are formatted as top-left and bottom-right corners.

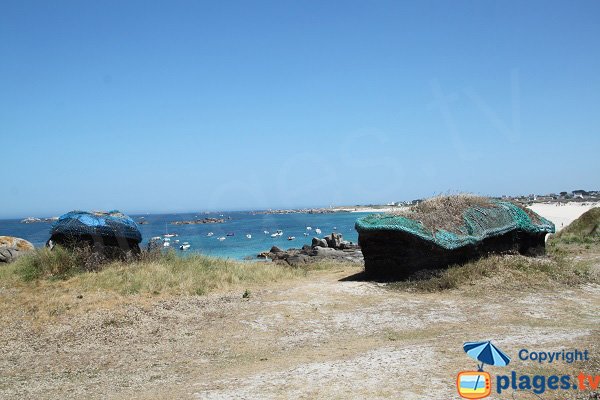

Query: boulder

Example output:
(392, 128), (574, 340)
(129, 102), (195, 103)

(0, 236), (34, 264)
(324, 233), (343, 249)
(287, 254), (309, 266)
(311, 237), (328, 248)
(270, 246), (283, 253)
(338, 240), (358, 250)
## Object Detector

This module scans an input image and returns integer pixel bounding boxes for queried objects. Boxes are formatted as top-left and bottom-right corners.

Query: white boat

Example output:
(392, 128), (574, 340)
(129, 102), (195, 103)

(263, 230), (269, 235)
(315, 228), (322, 235)
(179, 242), (191, 250)
(217, 236), (226, 241)
(164, 223), (177, 238)
(151, 236), (162, 241)
(303, 232), (309, 236)
(163, 241), (170, 247)
(163, 237), (171, 242)
(207, 232), (214, 237)
(174, 239), (180, 243)
(333, 227), (337, 230)
(288, 236), (295, 241)
(306, 226), (312, 230)
(270, 230), (283, 238)
(246, 234), (252, 239)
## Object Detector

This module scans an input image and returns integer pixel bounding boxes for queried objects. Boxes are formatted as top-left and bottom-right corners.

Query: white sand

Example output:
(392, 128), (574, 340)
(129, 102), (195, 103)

(528, 202), (599, 231)
(338, 202), (598, 231)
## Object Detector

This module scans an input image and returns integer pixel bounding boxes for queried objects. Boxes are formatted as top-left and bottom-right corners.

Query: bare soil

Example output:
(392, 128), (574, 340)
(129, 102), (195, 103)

(1, 261), (598, 399)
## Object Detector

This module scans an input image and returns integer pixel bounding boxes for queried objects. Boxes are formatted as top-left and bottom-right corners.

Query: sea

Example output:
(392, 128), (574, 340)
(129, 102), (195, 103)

(0, 211), (372, 260)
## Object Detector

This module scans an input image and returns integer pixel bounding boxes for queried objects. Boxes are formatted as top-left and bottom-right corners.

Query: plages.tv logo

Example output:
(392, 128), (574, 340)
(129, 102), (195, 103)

(457, 341), (511, 399)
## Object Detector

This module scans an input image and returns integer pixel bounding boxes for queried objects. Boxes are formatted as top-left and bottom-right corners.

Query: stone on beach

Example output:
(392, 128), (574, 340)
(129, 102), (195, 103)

(259, 232), (362, 267)
(0, 236), (34, 264)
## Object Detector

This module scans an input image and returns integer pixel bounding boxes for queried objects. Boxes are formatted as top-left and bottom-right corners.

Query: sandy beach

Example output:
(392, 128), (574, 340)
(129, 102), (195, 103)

(528, 202), (599, 231)
(336, 201), (599, 233)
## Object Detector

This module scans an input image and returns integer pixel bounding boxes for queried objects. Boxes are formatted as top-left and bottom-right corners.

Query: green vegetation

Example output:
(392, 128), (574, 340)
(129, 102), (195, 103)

(0, 247), (307, 296)
(391, 208), (600, 293)
(389, 252), (598, 293)
(552, 207), (600, 244)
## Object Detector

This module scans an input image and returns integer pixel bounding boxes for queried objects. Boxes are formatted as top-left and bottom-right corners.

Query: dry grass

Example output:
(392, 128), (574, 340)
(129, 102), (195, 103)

(0, 247), (307, 297)
(554, 207), (600, 244)
(389, 247), (600, 293)
(392, 194), (493, 233)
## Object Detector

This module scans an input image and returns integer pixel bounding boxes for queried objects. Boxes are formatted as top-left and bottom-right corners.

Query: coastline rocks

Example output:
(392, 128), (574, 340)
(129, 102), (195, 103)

(0, 236), (34, 264)
(311, 237), (328, 248)
(20, 217), (58, 224)
(270, 246), (283, 253)
(258, 233), (362, 267)
(171, 218), (225, 225)
(253, 209), (341, 215)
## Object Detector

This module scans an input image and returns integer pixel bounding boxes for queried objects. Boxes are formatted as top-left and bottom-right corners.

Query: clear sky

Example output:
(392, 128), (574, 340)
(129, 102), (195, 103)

(1, 0), (599, 218)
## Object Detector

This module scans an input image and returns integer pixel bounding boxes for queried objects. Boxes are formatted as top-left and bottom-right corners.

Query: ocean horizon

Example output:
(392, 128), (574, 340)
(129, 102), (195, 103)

(0, 211), (371, 260)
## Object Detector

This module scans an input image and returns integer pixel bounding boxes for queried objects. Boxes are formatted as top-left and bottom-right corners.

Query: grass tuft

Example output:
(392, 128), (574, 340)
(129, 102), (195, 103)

(553, 207), (600, 244)
(389, 252), (599, 293)
(1, 247), (308, 296)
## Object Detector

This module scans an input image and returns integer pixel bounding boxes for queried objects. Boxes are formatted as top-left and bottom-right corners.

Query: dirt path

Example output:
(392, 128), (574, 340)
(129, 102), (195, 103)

(1, 264), (598, 399)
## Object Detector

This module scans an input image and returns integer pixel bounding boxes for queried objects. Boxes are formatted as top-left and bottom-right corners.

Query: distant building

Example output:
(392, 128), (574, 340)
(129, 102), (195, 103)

(572, 190), (589, 199)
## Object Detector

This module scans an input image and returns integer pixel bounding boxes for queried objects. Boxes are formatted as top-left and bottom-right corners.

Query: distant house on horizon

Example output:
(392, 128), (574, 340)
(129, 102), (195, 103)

(572, 190), (589, 199)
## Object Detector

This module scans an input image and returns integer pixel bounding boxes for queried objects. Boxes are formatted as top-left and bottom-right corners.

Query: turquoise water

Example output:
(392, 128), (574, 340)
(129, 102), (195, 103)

(0, 212), (371, 260)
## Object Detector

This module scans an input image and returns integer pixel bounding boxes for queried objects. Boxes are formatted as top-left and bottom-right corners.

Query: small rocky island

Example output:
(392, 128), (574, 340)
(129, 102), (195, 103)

(253, 208), (343, 215)
(171, 218), (225, 225)
(20, 216), (58, 224)
(258, 232), (363, 266)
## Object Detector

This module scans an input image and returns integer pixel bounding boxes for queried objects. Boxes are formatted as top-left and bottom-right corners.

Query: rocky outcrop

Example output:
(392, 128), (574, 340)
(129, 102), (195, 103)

(20, 217), (58, 224)
(258, 233), (362, 267)
(171, 218), (225, 225)
(253, 208), (342, 215)
(0, 236), (34, 264)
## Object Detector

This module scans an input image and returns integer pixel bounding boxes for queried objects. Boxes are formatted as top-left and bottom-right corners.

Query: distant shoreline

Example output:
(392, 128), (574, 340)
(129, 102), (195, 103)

(8, 198), (600, 223)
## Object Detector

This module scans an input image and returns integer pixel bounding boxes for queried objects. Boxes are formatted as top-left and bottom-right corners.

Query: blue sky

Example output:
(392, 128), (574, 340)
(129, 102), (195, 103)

(1, 0), (599, 218)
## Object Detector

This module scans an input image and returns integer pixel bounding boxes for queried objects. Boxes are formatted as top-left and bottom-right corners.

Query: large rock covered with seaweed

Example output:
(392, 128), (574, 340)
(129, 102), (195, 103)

(355, 196), (555, 278)
(48, 210), (142, 256)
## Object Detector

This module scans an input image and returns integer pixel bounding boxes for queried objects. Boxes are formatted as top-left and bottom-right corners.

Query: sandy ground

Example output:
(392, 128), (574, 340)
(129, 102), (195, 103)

(1, 203), (599, 399)
(528, 202), (599, 231)
(339, 201), (599, 230)
(1, 263), (598, 400)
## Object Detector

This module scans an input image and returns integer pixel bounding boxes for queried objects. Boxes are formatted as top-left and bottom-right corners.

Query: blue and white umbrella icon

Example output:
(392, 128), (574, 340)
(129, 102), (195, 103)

(463, 340), (511, 371)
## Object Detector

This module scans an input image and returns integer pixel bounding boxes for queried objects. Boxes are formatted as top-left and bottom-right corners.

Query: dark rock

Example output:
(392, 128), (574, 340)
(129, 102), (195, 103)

(311, 237), (328, 248)
(270, 246), (283, 253)
(312, 247), (338, 257)
(171, 218), (225, 225)
(339, 241), (359, 250)
(324, 233), (343, 249)
(287, 254), (309, 266)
